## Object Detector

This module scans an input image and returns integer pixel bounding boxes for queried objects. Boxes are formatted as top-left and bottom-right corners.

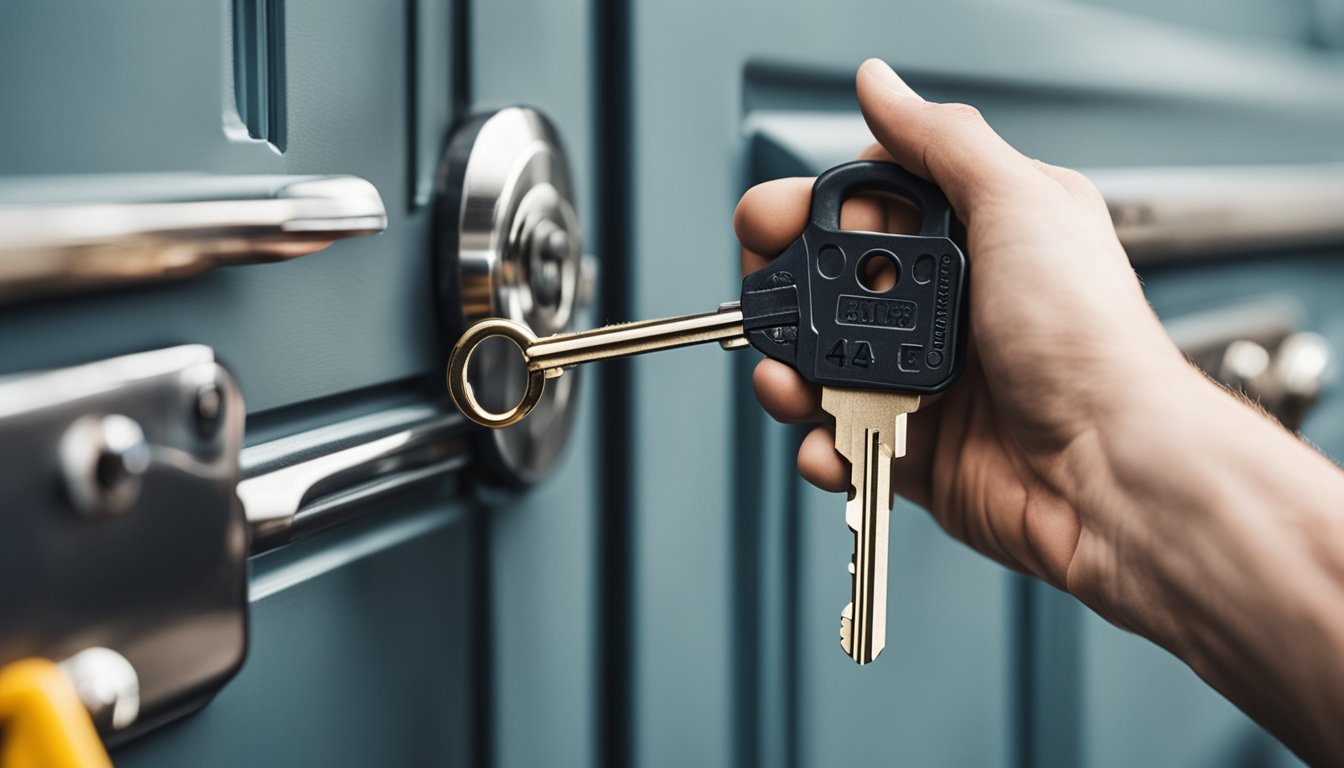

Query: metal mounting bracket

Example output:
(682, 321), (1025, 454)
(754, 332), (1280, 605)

(0, 345), (248, 745)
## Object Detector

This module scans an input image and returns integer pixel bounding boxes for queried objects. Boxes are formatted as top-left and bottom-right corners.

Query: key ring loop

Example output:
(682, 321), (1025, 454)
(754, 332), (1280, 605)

(448, 318), (546, 428)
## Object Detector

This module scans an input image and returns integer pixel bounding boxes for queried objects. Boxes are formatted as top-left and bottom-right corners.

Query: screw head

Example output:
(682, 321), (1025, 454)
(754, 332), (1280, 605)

(541, 227), (570, 262)
(530, 225), (571, 309)
(533, 259), (563, 307)
(194, 383), (223, 440)
(60, 414), (150, 518)
(59, 647), (140, 732)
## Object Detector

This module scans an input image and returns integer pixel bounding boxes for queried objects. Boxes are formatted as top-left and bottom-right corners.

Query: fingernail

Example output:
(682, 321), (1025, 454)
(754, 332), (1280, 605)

(860, 58), (919, 98)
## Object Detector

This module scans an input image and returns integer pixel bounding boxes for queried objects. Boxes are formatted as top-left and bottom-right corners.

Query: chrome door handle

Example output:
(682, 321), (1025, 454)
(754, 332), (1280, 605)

(0, 174), (387, 302)
(744, 112), (1344, 265)
(238, 405), (470, 552)
(1087, 163), (1344, 265)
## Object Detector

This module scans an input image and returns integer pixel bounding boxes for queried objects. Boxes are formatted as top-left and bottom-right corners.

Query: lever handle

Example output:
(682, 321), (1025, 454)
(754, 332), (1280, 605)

(0, 174), (387, 302)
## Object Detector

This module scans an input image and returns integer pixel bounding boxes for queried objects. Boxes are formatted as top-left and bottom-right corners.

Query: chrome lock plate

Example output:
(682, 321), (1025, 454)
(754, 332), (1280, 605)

(436, 106), (592, 485)
(0, 345), (248, 746)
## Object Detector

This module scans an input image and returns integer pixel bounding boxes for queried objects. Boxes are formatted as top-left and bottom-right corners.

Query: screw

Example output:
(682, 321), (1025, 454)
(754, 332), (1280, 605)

(542, 227), (570, 262)
(533, 260), (563, 307)
(60, 414), (150, 518)
(194, 383), (223, 440)
(59, 647), (140, 732)
(531, 226), (571, 309)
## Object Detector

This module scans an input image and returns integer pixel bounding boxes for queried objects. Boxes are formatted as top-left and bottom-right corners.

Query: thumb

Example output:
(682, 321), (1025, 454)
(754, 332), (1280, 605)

(855, 59), (1041, 214)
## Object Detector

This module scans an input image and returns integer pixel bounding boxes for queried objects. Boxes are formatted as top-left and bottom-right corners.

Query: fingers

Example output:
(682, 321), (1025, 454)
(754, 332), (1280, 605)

(762, 360), (941, 505)
(795, 414), (937, 505)
(840, 190), (887, 232)
(737, 171), (924, 275)
(854, 59), (1044, 213)
(856, 142), (892, 162)
(1032, 160), (1112, 221)
(735, 177), (813, 274)
(749, 358), (845, 493)
(753, 359), (821, 422)
(743, 181), (922, 426)
(798, 425), (850, 493)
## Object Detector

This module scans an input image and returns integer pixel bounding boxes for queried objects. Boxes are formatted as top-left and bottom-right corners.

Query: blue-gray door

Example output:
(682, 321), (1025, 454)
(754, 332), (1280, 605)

(3, 1), (1342, 767)
(0, 1), (599, 766)
(618, 2), (1343, 767)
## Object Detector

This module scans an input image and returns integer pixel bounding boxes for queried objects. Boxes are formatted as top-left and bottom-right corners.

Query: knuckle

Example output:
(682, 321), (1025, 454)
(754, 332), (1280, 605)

(732, 183), (772, 235)
(934, 101), (986, 126)
(1059, 167), (1099, 192)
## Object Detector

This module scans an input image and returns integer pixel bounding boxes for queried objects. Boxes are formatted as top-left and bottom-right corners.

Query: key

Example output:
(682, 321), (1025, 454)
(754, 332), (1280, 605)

(743, 164), (968, 664)
(734, 163), (967, 664)
(448, 303), (748, 427)
(824, 387), (918, 664)
(448, 161), (968, 665)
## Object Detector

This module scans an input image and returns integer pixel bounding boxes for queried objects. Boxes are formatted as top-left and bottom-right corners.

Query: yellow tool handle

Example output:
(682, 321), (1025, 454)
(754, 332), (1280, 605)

(0, 658), (112, 768)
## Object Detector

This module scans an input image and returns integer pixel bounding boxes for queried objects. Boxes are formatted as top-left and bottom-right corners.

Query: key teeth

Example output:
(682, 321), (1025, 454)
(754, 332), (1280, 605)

(839, 602), (854, 656)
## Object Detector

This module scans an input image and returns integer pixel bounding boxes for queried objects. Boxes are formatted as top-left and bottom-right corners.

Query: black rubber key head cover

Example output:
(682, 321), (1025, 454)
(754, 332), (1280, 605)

(739, 161), (968, 393)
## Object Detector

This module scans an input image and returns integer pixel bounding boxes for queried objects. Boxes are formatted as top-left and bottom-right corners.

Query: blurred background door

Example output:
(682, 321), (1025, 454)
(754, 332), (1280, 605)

(616, 2), (1344, 768)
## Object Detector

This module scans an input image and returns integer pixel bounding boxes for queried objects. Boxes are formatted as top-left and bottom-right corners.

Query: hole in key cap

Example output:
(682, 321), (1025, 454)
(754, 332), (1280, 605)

(857, 249), (899, 293)
(839, 192), (922, 236)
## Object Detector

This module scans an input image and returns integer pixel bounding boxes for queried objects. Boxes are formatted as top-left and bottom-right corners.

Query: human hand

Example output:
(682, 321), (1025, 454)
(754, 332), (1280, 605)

(734, 59), (1202, 611)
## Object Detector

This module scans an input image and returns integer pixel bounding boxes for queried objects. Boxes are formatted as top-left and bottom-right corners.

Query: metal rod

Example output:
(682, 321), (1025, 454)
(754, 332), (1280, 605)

(239, 404), (470, 553)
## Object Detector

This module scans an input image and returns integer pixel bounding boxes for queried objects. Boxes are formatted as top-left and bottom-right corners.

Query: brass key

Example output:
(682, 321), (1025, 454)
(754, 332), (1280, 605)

(823, 387), (920, 664)
(449, 302), (748, 427)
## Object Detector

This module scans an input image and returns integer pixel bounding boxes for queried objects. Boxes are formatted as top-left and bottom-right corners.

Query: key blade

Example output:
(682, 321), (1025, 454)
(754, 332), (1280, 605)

(822, 387), (919, 665)
(842, 424), (895, 665)
(524, 303), (745, 374)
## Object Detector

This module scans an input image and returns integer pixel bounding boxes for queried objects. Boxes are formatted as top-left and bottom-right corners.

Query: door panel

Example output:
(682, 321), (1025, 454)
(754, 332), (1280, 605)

(0, 1), (440, 412)
(627, 1), (1344, 766)
(114, 498), (474, 768)
(468, 2), (600, 765)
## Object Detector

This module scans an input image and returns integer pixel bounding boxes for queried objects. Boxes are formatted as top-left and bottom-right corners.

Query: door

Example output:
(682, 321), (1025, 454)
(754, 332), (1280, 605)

(618, 1), (1344, 767)
(0, 2), (600, 766)
(3, 2), (1343, 767)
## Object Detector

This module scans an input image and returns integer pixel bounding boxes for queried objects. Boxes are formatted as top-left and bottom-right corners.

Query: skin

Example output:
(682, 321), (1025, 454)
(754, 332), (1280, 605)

(736, 58), (1344, 765)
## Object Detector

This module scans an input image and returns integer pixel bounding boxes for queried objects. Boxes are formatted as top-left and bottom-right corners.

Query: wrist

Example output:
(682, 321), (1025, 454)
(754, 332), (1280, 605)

(1058, 357), (1214, 640)
(1065, 357), (1344, 656)
(1066, 359), (1344, 761)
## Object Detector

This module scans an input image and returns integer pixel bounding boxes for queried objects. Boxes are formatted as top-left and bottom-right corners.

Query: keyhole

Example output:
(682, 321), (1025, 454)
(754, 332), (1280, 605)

(857, 249), (899, 293)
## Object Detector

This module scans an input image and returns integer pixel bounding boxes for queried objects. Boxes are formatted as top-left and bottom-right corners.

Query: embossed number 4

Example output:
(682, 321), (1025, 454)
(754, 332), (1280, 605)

(826, 339), (873, 368)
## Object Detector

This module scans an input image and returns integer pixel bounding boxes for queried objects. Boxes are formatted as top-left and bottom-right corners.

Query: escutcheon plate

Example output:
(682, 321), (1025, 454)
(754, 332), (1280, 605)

(436, 106), (588, 486)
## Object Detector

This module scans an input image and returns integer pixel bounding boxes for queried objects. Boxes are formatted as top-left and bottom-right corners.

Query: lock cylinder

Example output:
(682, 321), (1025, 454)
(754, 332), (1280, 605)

(436, 107), (592, 485)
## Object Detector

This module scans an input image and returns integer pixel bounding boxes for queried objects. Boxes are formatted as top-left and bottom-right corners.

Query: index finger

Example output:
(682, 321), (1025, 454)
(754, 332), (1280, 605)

(734, 176), (813, 274)
(734, 175), (917, 273)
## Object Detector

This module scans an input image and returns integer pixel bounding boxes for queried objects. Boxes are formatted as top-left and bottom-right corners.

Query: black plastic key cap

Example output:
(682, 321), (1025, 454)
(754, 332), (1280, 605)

(739, 161), (968, 393)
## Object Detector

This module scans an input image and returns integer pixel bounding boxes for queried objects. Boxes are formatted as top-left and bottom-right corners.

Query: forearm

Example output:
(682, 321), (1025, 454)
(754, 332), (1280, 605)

(1072, 366), (1344, 765)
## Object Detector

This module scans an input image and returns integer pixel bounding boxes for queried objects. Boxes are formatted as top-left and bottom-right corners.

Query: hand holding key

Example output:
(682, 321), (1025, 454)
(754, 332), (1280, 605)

(452, 158), (966, 665)
(447, 59), (1189, 664)
(740, 60), (1191, 620)
(452, 57), (1344, 763)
